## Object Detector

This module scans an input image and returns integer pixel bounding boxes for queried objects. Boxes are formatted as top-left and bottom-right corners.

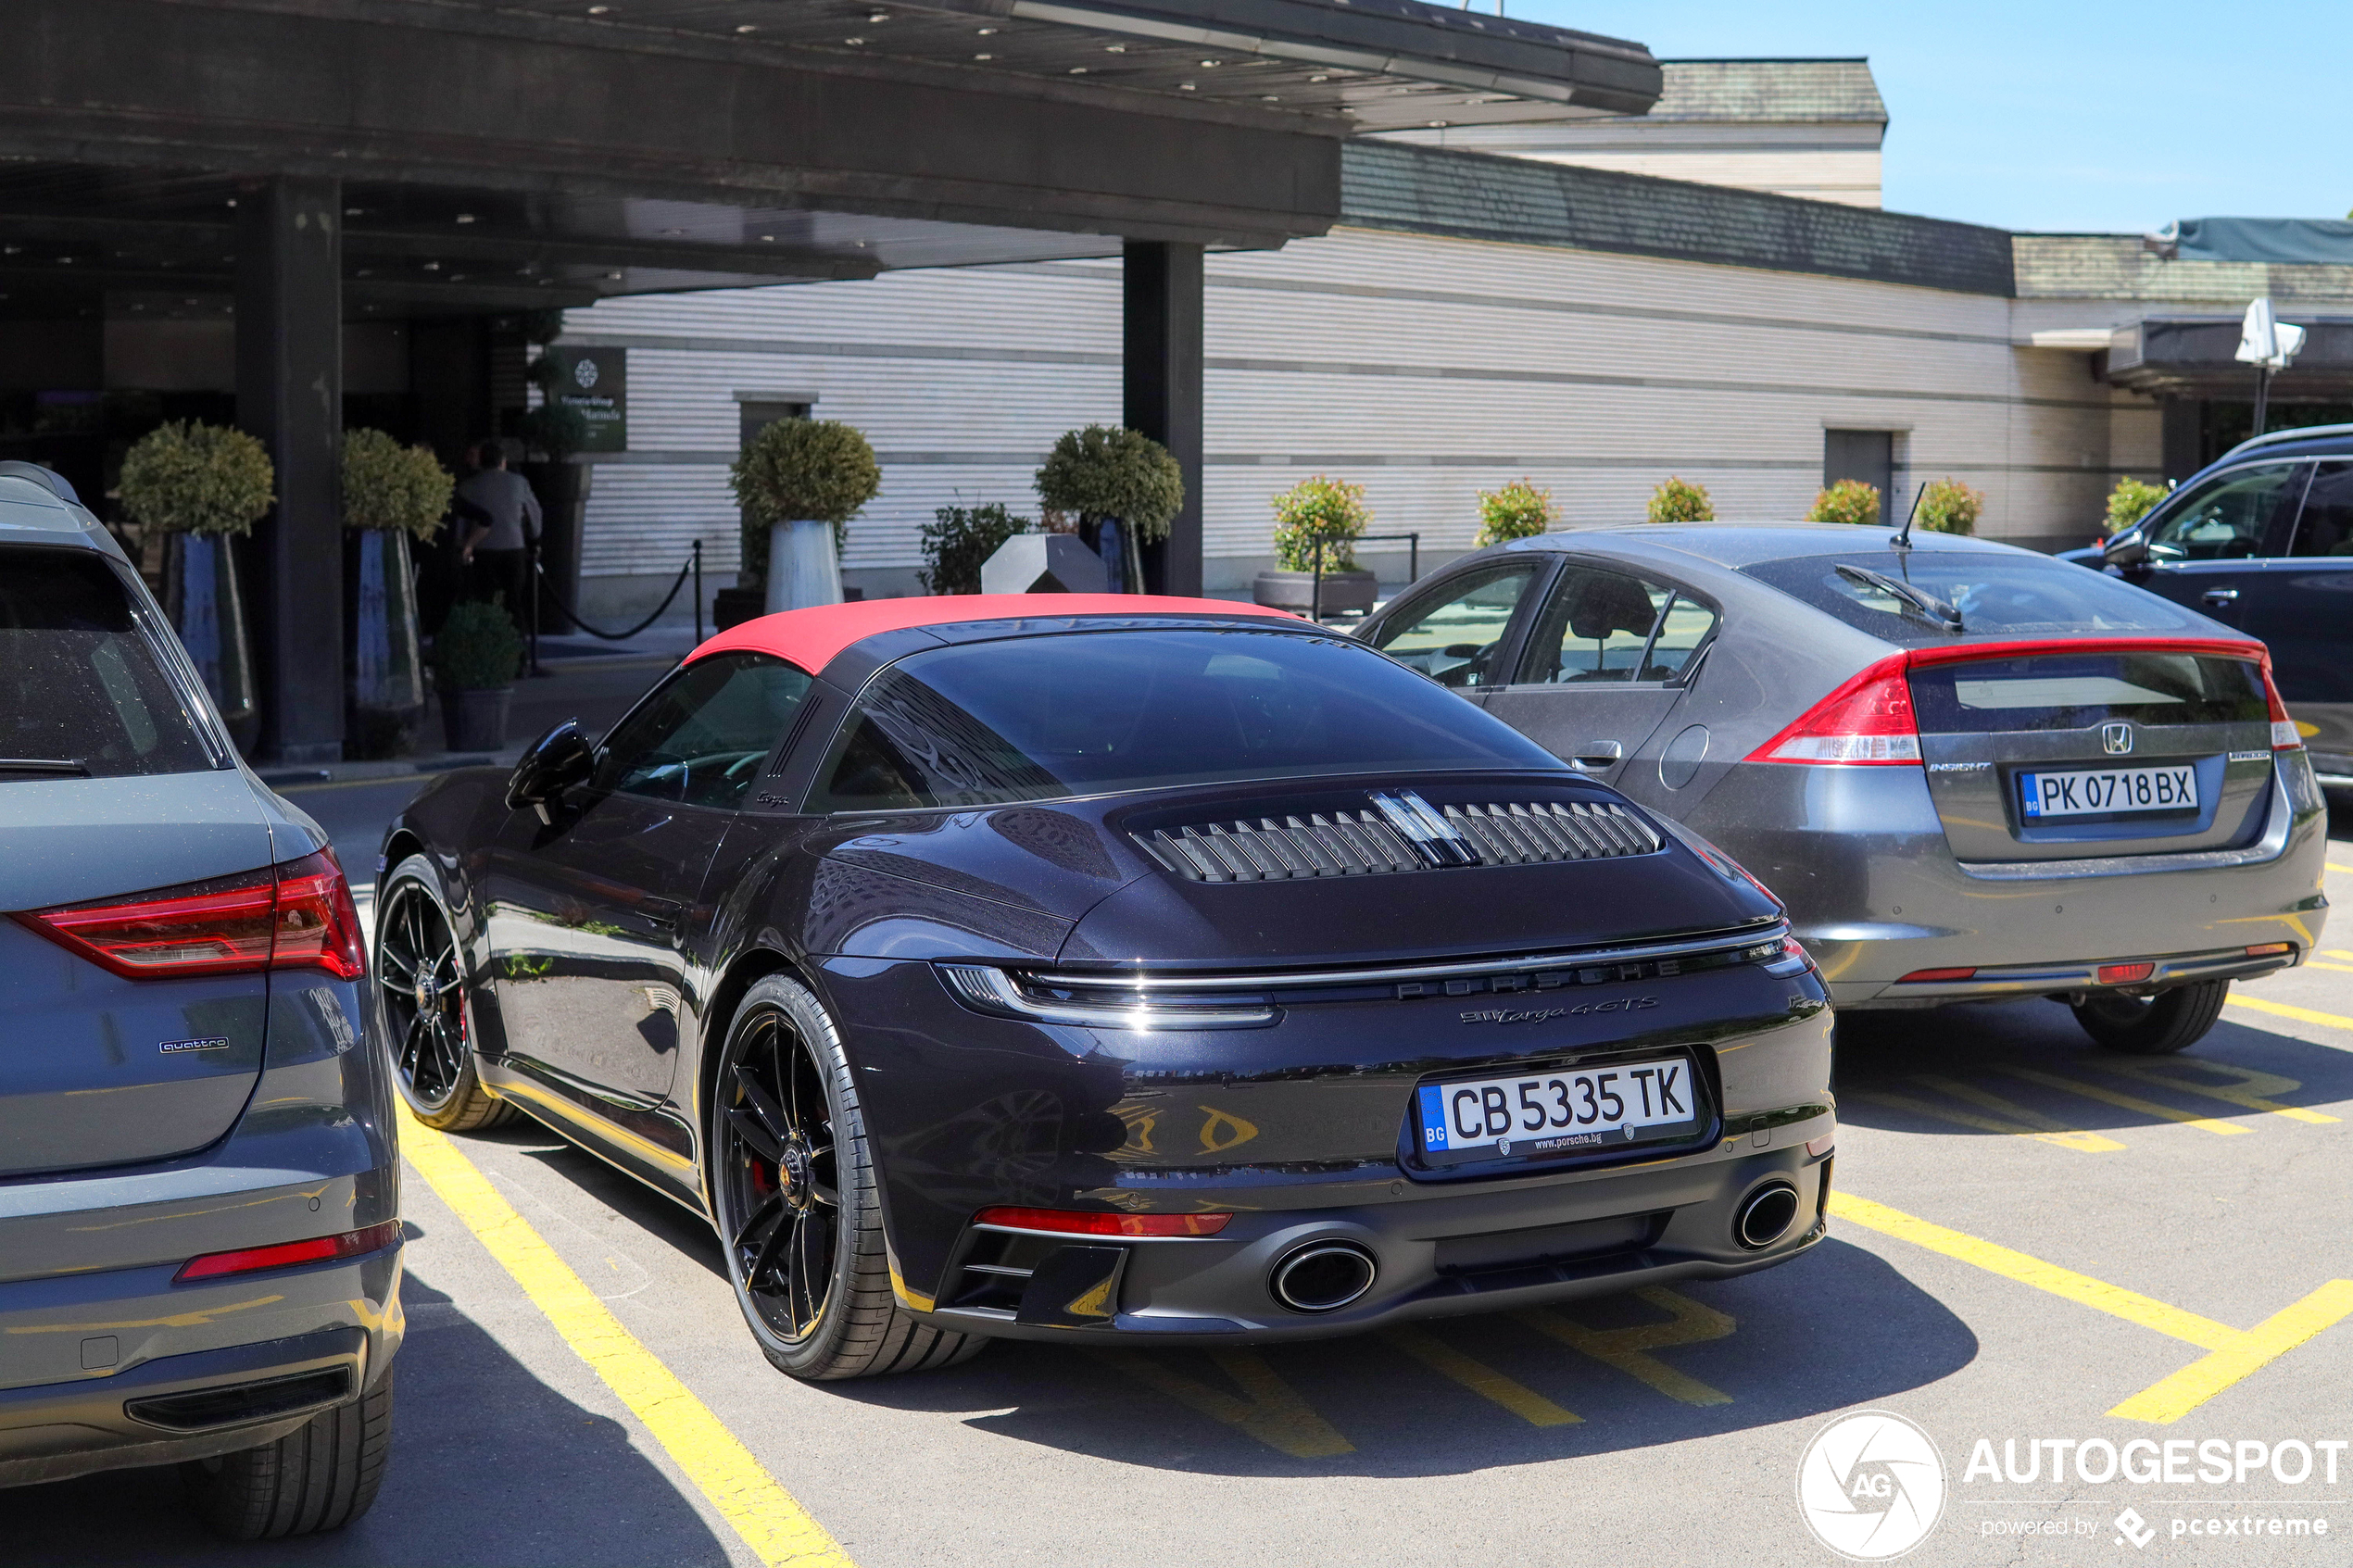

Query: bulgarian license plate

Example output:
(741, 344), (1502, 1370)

(1416, 1055), (1700, 1166)
(2017, 764), (2199, 820)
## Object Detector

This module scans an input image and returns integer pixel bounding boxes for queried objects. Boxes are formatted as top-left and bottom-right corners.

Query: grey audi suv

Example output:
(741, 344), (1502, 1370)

(0, 463), (400, 1537)
(1358, 524), (2329, 1054)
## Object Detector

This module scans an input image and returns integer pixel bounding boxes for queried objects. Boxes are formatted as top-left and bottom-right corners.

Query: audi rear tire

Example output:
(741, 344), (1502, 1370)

(2071, 977), (2230, 1056)
(181, 1374), (392, 1539)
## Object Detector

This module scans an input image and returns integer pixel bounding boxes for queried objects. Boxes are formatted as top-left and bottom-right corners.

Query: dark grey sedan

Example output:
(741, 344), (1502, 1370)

(1357, 524), (2330, 1054)
(0, 463), (399, 1537)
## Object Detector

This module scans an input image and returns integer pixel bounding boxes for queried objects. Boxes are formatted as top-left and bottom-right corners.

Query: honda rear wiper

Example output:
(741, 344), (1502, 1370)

(1836, 564), (1964, 633)
(0, 758), (92, 777)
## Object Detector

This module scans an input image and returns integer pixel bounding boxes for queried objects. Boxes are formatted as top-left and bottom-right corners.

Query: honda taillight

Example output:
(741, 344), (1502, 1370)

(16, 848), (367, 982)
(1747, 656), (1921, 765)
(2262, 665), (2304, 750)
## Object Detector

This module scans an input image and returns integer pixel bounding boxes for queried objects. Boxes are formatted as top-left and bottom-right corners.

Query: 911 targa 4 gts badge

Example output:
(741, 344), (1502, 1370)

(1461, 996), (1659, 1023)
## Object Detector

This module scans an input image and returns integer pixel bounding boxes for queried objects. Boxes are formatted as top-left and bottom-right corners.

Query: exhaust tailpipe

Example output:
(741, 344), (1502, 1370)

(1269, 1241), (1378, 1313)
(1734, 1182), (1801, 1250)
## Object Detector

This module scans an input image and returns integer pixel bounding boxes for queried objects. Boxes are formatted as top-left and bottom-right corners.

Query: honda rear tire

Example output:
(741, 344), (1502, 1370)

(181, 1373), (392, 1540)
(2071, 978), (2230, 1055)
(709, 974), (987, 1381)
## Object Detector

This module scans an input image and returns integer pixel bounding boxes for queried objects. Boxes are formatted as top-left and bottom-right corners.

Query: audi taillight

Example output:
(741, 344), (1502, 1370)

(2262, 665), (2304, 750)
(176, 1220), (401, 1283)
(1747, 655), (1921, 765)
(15, 848), (367, 982)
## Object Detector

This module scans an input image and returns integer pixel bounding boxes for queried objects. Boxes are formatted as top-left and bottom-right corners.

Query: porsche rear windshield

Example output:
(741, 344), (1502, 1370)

(811, 628), (1562, 810)
(0, 546), (219, 778)
(1739, 551), (2202, 646)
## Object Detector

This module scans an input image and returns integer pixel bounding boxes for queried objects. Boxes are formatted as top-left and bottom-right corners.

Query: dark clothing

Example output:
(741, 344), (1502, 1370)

(472, 548), (531, 624)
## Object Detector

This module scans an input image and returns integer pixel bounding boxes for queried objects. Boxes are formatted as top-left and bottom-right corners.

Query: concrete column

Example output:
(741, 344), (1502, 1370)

(235, 175), (345, 763)
(2159, 397), (2203, 483)
(1123, 240), (1204, 597)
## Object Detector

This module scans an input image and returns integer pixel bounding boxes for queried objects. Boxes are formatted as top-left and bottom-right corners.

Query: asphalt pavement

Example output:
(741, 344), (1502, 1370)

(6, 759), (2351, 1568)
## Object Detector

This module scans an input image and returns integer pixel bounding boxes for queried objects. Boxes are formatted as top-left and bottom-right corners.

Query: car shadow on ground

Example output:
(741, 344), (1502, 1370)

(1831, 997), (2353, 1141)
(812, 1238), (1973, 1478)
(0, 1241), (734, 1567)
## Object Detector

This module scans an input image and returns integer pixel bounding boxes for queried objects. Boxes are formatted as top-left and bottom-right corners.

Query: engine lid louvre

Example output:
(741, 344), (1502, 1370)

(1135, 797), (1660, 884)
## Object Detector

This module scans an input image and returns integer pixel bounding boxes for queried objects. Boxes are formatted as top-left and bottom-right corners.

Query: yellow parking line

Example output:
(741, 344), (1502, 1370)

(401, 1117), (854, 1567)
(1380, 1326), (1581, 1426)
(1827, 1193), (2235, 1349)
(2109, 1283), (2353, 1424)
(1847, 1088), (2124, 1152)
(2322, 949), (2353, 961)
(1989, 1065), (2248, 1135)
(1831, 1193), (2353, 1424)
(1914, 1074), (2130, 1151)
(1092, 1348), (1353, 1458)
(2325, 862), (2353, 875)
(1516, 1287), (1735, 1407)
(2097, 1057), (2339, 1125)
(2230, 992), (2353, 1042)
(2306, 960), (2353, 973)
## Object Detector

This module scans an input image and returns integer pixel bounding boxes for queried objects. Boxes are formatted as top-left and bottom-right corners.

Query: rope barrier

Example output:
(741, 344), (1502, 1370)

(530, 549), (697, 643)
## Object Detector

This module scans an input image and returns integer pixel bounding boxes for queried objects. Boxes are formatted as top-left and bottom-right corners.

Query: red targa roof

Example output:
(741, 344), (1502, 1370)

(686, 594), (1304, 675)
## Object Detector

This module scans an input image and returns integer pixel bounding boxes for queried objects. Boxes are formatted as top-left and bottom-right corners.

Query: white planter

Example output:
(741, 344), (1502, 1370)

(765, 520), (843, 613)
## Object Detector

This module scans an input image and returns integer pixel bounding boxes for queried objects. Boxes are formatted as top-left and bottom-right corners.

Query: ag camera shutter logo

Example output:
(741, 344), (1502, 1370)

(1797, 1410), (1946, 1560)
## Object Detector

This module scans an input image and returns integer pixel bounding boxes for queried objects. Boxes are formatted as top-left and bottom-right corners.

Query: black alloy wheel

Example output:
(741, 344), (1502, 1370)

(710, 975), (986, 1380)
(375, 855), (513, 1131)
(716, 1000), (843, 1346)
(2071, 977), (2231, 1056)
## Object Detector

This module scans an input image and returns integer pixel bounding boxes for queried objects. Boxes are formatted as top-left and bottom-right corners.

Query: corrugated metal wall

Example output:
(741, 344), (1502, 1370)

(562, 224), (2157, 590)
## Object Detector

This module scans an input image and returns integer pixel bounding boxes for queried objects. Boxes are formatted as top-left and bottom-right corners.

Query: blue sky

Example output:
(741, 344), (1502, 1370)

(1508, 1), (2353, 233)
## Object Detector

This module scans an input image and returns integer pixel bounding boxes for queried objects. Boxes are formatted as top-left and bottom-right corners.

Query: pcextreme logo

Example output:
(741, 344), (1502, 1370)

(1797, 1411), (1947, 1561)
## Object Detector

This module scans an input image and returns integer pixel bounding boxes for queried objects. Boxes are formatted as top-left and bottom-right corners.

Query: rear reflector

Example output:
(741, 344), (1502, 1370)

(1749, 656), (1921, 765)
(16, 847), (366, 982)
(974, 1207), (1230, 1238)
(1896, 967), (1977, 984)
(176, 1220), (401, 1283)
(2246, 943), (2295, 958)
(2096, 962), (2156, 985)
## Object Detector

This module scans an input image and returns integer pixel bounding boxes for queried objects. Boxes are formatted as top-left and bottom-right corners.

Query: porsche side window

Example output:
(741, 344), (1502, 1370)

(1366, 564), (1538, 687)
(2143, 463), (2305, 561)
(594, 653), (812, 809)
(1514, 565), (1703, 684)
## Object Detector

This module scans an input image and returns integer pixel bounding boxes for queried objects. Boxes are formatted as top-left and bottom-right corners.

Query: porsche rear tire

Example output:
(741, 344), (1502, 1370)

(709, 974), (987, 1381)
(2071, 978), (2230, 1055)
(376, 855), (515, 1132)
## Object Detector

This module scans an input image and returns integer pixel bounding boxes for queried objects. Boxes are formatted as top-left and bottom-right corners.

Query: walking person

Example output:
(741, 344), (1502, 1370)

(455, 439), (541, 621)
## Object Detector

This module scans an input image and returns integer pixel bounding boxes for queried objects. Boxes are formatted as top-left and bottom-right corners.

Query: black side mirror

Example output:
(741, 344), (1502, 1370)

(2101, 526), (2150, 569)
(506, 720), (595, 821)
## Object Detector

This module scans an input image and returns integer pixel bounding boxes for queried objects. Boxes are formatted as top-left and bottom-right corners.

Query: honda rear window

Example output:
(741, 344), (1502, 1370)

(0, 547), (219, 778)
(1740, 550), (2201, 646)
(811, 628), (1562, 810)
(1910, 652), (2265, 734)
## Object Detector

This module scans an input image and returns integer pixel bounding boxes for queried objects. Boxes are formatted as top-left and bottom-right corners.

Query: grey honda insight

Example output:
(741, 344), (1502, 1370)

(1358, 523), (2328, 1054)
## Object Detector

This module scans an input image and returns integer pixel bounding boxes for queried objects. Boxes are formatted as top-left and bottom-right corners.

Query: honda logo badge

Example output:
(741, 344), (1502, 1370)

(2102, 721), (2133, 756)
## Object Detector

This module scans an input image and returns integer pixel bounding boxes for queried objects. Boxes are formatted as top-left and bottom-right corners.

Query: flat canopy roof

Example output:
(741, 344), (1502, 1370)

(0, 0), (1659, 319)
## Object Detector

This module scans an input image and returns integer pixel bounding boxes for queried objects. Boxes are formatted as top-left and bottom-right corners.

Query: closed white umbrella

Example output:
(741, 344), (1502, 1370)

(2235, 296), (2308, 434)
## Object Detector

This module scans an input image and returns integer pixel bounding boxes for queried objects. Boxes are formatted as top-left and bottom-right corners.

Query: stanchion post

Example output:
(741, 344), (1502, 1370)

(1311, 537), (1325, 622)
(693, 539), (704, 646)
(526, 534), (544, 676)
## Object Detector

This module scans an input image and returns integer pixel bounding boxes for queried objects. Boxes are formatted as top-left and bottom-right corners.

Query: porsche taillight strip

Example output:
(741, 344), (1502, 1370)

(1133, 799), (1659, 884)
(1024, 920), (1790, 994)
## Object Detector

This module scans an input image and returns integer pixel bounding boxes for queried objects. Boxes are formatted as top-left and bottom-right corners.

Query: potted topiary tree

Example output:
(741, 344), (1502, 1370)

(116, 420), (272, 751)
(1915, 477), (1984, 535)
(432, 598), (522, 753)
(1035, 425), (1183, 595)
(1647, 476), (1715, 523)
(2105, 476), (2168, 537)
(1806, 479), (1881, 527)
(343, 429), (453, 758)
(919, 502), (1033, 595)
(731, 419), (881, 613)
(1255, 475), (1375, 614)
(1475, 478), (1556, 546)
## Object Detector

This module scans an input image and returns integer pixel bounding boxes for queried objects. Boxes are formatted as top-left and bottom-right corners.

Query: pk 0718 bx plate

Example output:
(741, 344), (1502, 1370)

(1416, 1052), (1701, 1168)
